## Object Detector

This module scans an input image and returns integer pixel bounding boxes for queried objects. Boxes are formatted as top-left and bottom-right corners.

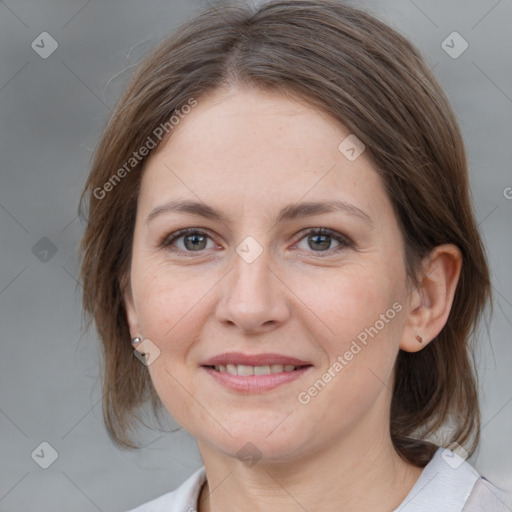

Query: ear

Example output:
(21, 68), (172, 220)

(400, 244), (462, 353)
(122, 276), (140, 341)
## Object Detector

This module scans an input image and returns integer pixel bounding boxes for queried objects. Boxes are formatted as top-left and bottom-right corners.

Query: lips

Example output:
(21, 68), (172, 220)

(200, 352), (313, 392)
(201, 352), (311, 367)
(212, 363), (299, 376)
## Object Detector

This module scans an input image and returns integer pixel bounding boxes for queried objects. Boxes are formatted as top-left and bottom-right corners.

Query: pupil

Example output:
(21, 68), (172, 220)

(185, 234), (206, 251)
(309, 234), (330, 251)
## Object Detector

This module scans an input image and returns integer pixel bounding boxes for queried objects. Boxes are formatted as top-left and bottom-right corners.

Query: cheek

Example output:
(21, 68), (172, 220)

(132, 263), (214, 426)
(306, 264), (402, 351)
(131, 259), (217, 354)
(301, 265), (405, 409)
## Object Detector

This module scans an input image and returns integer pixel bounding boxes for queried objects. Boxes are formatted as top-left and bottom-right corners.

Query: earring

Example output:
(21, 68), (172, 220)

(416, 334), (423, 343)
(131, 337), (142, 346)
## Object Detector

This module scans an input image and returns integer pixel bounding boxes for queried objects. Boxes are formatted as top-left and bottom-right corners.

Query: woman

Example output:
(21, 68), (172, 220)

(79, 1), (511, 510)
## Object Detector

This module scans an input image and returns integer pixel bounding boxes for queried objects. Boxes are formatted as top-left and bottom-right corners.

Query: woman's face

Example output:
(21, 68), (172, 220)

(125, 87), (414, 463)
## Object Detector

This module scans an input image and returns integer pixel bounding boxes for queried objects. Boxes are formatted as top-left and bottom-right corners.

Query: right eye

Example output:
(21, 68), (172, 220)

(161, 228), (217, 255)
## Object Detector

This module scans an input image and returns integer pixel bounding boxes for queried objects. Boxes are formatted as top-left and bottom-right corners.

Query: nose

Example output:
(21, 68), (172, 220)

(215, 244), (291, 334)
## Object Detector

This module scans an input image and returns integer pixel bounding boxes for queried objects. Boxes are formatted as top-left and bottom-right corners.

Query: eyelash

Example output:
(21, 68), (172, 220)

(160, 227), (353, 258)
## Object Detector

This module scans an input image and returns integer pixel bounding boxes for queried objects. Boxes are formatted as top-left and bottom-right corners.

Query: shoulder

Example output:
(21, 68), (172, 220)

(125, 467), (206, 512)
(463, 477), (512, 511)
(394, 447), (512, 511)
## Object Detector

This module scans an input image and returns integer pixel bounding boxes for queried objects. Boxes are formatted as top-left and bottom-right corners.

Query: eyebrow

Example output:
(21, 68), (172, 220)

(146, 199), (373, 226)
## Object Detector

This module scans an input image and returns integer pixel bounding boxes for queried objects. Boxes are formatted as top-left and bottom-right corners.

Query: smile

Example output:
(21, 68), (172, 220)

(201, 364), (313, 392)
(210, 364), (303, 375)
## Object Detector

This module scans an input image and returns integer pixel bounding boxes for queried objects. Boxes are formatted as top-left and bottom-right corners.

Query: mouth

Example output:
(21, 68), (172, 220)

(200, 353), (314, 392)
(204, 363), (311, 376)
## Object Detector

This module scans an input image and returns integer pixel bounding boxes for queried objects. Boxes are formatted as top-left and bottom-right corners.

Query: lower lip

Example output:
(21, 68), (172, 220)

(202, 366), (313, 392)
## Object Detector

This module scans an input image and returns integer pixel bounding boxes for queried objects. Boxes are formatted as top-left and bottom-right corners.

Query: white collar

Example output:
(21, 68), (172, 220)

(393, 447), (480, 511)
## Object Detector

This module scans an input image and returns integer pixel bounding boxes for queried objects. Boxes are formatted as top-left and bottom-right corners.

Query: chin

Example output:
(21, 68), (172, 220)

(196, 417), (315, 464)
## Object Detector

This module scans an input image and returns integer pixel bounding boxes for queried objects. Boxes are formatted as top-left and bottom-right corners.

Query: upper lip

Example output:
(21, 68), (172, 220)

(201, 352), (312, 367)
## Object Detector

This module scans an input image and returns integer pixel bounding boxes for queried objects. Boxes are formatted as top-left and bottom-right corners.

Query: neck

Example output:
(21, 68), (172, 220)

(196, 428), (423, 512)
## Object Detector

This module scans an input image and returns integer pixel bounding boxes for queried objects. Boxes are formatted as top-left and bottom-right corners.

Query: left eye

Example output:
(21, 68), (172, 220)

(294, 228), (351, 254)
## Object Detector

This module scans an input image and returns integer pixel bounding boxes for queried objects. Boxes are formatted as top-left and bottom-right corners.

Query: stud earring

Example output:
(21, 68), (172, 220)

(416, 334), (423, 343)
(131, 337), (142, 346)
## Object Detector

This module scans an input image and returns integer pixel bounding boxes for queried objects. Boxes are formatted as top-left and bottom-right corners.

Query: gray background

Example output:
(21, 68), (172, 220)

(1, 0), (511, 510)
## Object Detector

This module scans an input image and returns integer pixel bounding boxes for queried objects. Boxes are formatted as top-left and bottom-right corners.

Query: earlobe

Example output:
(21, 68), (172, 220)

(400, 244), (462, 353)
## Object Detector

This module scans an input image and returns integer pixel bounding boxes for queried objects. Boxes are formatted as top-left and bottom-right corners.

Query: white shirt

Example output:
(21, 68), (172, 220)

(126, 447), (512, 511)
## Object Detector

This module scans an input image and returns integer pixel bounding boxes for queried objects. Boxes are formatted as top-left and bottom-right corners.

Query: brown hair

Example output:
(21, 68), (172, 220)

(79, 0), (491, 465)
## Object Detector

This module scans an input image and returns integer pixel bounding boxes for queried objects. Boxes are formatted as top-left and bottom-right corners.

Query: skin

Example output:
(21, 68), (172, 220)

(124, 87), (462, 512)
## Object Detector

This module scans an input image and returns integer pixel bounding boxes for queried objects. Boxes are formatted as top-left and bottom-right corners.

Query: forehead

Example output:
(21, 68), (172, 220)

(138, 88), (391, 224)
